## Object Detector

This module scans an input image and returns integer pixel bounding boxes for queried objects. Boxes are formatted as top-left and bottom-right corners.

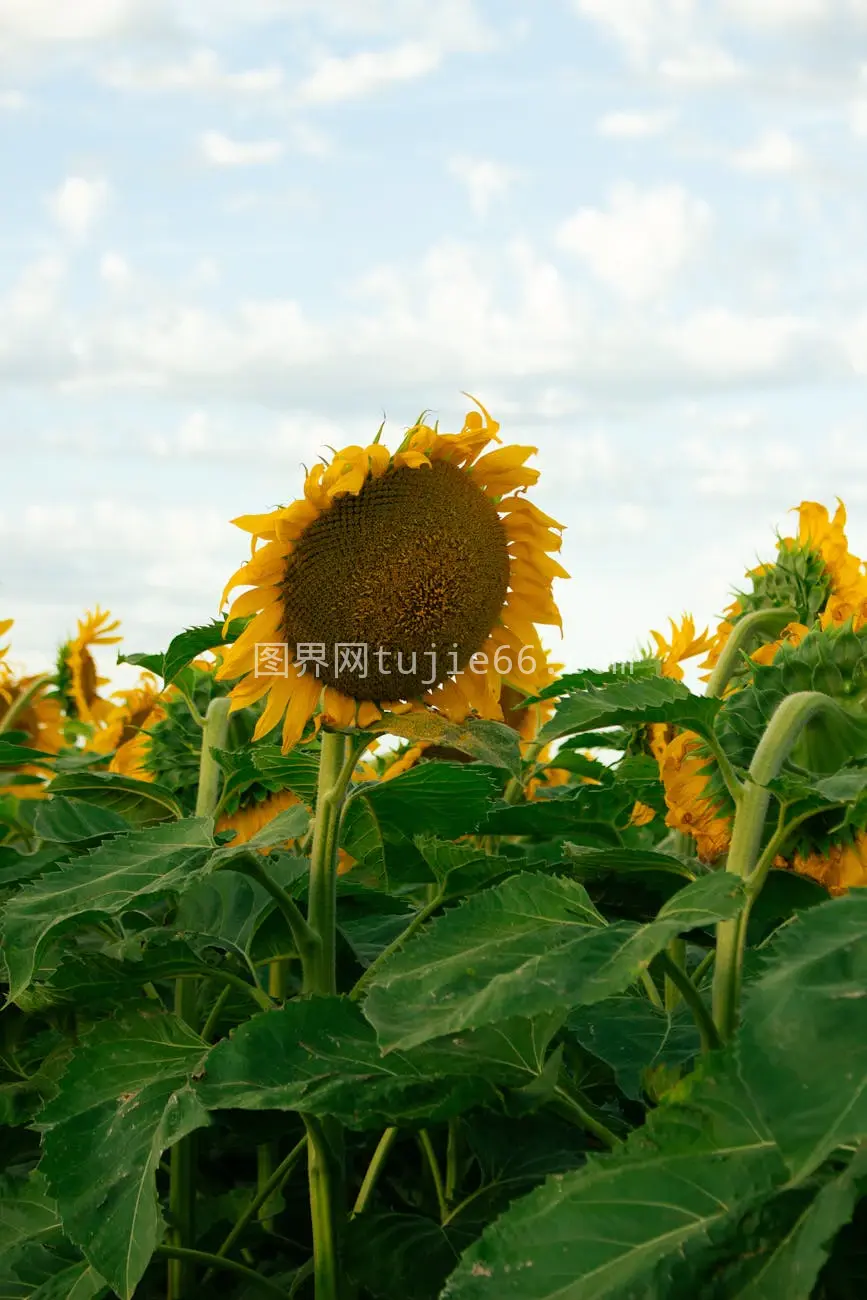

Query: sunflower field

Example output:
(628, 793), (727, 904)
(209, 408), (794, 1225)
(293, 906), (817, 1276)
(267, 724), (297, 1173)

(2, 404), (867, 1300)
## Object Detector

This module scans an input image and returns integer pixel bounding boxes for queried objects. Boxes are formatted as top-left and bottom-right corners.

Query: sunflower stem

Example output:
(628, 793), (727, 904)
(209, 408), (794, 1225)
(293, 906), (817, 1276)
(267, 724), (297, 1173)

(168, 694), (231, 1300)
(304, 730), (356, 1299)
(712, 691), (840, 1040)
(305, 730), (353, 996)
(257, 960), (289, 1233)
(352, 1126), (399, 1217)
(0, 673), (53, 736)
(705, 607), (798, 699)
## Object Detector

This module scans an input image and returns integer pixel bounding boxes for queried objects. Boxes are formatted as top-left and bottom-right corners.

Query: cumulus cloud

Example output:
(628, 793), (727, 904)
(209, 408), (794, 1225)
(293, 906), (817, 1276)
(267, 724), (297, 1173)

(597, 109), (674, 137)
(101, 48), (283, 94)
(556, 183), (712, 301)
(731, 129), (806, 173)
(296, 41), (441, 103)
(200, 130), (283, 166)
(447, 156), (519, 218)
(49, 175), (111, 241)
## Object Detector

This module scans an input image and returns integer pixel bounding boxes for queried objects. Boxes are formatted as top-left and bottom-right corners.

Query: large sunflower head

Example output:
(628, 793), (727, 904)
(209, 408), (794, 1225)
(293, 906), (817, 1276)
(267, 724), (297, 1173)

(217, 401), (568, 751)
(56, 608), (122, 725)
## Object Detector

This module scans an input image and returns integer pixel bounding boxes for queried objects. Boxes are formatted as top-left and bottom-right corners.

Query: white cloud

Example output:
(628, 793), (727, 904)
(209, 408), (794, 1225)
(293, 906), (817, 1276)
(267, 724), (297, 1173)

(49, 175), (110, 241)
(722, 0), (831, 26)
(101, 48), (283, 95)
(0, 88), (25, 109)
(448, 156), (519, 218)
(556, 183), (711, 301)
(658, 44), (743, 83)
(297, 40), (440, 103)
(732, 129), (805, 173)
(851, 96), (867, 136)
(200, 130), (283, 166)
(0, 0), (166, 50)
(99, 251), (130, 286)
(597, 109), (674, 137)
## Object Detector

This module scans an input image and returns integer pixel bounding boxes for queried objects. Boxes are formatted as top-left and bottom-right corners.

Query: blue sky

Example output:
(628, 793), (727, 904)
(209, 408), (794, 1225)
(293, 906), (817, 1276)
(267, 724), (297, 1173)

(3, 0), (867, 688)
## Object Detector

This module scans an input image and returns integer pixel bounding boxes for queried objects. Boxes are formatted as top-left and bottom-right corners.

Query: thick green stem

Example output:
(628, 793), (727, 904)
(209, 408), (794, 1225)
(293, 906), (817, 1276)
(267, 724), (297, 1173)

(712, 691), (839, 1040)
(418, 1130), (448, 1222)
(305, 731), (353, 996)
(663, 937), (686, 1012)
(552, 1080), (620, 1149)
(238, 852), (321, 975)
(305, 1116), (341, 1300)
(653, 950), (721, 1053)
(705, 607), (798, 699)
(168, 695), (231, 1300)
(0, 673), (53, 736)
(352, 1127), (398, 1217)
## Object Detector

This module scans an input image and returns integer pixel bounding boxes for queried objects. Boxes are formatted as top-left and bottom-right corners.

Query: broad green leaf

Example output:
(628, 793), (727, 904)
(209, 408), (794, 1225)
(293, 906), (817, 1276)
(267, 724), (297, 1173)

(364, 872), (744, 1052)
(538, 677), (721, 745)
(0, 844), (70, 889)
(30, 1258), (108, 1300)
(198, 997), (497, 1127)
(344, 1212), (474, 1300)
(568, 996), (701, 1100)
(198, 996), (497, 1126)
(524, 662), (662, 704)
(414, 837), (517, 900)
(367, 714), (523, 777)
(738, 891), (867, 1181)
(33, 798), (129, 844)
(564, 843), (697, 884)
(38, 1013), (210, 1300)
(118, 616), (250, 685)
(354, 764), (499, 840)
(689, 1146), (867, 1300)
(0, 741), (55, 768)
(0, 818), (215, 1000)
(0, 1243), (108, 1300)
(478, 786), (635, 842)
(44, 772), (182, 825)
(442, 1053), (785, 1300)
(0, 1172), (61, 1252)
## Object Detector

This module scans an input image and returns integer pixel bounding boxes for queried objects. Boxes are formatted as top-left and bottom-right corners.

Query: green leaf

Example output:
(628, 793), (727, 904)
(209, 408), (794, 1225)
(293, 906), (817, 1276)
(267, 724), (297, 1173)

(564, 843), (697, 884)
(44, 772), (182, 825)
(414, 838), (518, 900)
(197, 997), (496, 1127)
(118, 616), (251, 685)
(32, 798), (130, 844)
(690, 1146), (867, 1300)
(29, 1258), (109, 1300)
(355, 764), (499, 840)
(738, 891), (867, 1181)
(479, 786), (635, 842)
(0, 741), (55, 768)
(0, 1173), (61, 1253)
(0, 818), (215, 1001)
(538, 677), (721, 745)
(367, 714), (523, 777)
(363, 872), (744, 1052)
(568, 996), (701, 1101)
(38, 1013), (210, 1300)
(345, 1213), (473, 1300)
(441, 1053), (785, 1300)
(524, 661), (663, 704)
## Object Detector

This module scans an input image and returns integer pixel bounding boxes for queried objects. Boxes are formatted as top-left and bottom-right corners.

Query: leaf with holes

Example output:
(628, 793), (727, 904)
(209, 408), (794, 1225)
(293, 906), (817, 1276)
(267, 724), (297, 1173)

(37, 1013), (210, 1300)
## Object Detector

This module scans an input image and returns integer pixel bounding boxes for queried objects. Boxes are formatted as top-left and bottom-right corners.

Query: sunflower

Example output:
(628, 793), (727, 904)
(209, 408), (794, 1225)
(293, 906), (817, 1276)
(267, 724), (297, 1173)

(217, 401), (567, 751)
(657, 731), (732, 863)
(0, 618), (14, 703)
(57, 608), (122, 725)
(215, 787), (303, 848)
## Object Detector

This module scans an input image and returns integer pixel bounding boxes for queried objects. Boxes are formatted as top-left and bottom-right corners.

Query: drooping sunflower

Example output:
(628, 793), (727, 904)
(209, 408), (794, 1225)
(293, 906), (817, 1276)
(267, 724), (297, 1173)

(55, 608), (122, 725)
(0, 618), (13, 704)
(217, 402), (567, 751)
